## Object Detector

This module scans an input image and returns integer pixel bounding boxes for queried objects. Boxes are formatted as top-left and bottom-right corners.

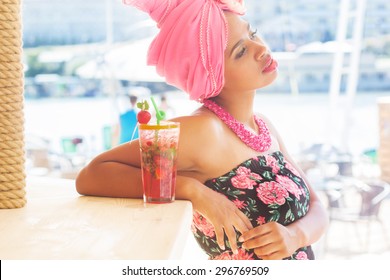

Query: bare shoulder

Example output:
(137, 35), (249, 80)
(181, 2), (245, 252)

(172, 110), (221, 139)
(170, 108), (223, 172)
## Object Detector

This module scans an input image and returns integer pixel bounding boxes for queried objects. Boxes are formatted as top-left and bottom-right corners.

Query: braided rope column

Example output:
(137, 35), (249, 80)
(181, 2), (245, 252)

(0, 0), (26, 208)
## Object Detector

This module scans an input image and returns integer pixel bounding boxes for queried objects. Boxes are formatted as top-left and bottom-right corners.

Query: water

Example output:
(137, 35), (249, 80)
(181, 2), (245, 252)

(24, 91), (390, 160)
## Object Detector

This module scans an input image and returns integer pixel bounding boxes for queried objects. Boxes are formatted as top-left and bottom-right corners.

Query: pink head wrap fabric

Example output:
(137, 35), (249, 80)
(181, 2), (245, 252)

(123, 0), (246, 102)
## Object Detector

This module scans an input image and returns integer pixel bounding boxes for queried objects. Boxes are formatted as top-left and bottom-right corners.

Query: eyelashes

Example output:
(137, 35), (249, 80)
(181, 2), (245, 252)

(250, 29), (258, 40)
(236, 47), (247, 59)
(235, 29), (259, 59)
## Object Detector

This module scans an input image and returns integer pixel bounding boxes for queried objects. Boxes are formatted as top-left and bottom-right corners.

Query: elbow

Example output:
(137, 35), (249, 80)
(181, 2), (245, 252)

(75, 167), (89, 195)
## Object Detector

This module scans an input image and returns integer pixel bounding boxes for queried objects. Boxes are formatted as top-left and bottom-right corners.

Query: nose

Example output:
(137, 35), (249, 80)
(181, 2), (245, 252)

(253, 41), (267, 60)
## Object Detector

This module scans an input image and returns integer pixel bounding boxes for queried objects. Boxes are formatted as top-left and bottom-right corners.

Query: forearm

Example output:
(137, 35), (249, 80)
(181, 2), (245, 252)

(287, 199), (329, 249)
(175, 176), (202, 201)
(76, 160), (144, 198)
(76, 158), (205, 201)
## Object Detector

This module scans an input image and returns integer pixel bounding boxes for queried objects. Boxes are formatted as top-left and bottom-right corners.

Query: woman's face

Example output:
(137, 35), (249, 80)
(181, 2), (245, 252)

(222, 12), (278, 93)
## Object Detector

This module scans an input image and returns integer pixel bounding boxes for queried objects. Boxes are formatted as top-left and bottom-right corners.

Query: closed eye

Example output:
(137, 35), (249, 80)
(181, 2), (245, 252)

(235, 28), (258, 59)
(235, 47), (247, 59)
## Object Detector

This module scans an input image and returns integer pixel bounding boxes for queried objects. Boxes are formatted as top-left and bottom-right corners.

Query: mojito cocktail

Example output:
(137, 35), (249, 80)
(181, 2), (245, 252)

(138, 121), (180, 203)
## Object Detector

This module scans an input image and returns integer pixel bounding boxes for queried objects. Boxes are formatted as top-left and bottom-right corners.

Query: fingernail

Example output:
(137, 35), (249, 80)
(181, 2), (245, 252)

(220, 245), (225, 250)
(238, 236), (244, 242)
(233, 248), (238, 255)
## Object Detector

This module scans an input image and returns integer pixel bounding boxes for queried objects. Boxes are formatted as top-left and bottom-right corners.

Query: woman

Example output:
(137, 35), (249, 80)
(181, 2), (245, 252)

(76, 0), (328, 260)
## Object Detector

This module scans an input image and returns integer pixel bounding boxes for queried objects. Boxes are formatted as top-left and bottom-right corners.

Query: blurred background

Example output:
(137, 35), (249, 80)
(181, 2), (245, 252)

(21, 0), (390, 259)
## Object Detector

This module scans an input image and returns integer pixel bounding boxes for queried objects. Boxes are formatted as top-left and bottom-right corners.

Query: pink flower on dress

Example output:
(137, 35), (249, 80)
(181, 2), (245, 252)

(256, 181), (289, 205)
(276, 175), (302, 199)
(192, 212), (215, 238)
(285, 160), (300, 176)
(191, 223), (197, 234)
(256, 216), (266, 225)
(233, 199), (247, 209)
(213, 248), (254, 260)
(266, 155), (280, 174)
(217, 0), (246, 15)
(212, 251), (232, 260)
(231, 166), (262, 190)
(295, 251), (308, 260)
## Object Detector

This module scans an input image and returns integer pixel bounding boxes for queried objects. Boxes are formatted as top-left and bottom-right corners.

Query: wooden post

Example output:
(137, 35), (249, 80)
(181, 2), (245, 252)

(0, 0), (26, 208)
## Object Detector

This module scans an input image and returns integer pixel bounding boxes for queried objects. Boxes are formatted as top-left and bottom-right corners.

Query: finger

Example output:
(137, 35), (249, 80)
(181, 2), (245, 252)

(254, 240), (291, 260)
(239, 225), (268, 243)
(255, 249), (284, 260)
(240, 221), (280, 242)
(214, 227), (226, 251)
(252, 242), (278, 256)
(224, 225), (239, 255)
(232, 214), (253, 236)
(236, 209), (253, 231)
(242, 234), (271, 250)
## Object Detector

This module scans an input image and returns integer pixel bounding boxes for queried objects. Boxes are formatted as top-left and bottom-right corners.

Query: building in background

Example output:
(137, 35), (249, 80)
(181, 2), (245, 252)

(22, 0), (150, 47)
(22, 0), (390, 48)
(22, 0), (390, 93)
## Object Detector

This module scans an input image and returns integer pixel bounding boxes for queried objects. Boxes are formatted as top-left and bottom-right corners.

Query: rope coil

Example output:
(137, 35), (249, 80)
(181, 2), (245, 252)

(0, 0), (26, 209)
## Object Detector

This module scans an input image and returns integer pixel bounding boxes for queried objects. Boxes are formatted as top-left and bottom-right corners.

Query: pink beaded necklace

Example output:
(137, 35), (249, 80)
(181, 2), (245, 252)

(203, 99), (272, 152)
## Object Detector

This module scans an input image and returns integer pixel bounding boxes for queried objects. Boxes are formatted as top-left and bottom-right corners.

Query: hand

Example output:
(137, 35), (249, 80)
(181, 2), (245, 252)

(239, 221), (300, 260)
(191, 185), (253, 254)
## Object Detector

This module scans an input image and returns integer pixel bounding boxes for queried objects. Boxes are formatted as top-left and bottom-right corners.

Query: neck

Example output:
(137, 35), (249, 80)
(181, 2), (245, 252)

(203, 92), (272, 152)
(210, 90), (256, 129)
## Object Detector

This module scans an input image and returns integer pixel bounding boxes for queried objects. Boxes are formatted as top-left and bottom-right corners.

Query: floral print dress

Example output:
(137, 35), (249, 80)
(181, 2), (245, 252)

(191, 151), (314, 260)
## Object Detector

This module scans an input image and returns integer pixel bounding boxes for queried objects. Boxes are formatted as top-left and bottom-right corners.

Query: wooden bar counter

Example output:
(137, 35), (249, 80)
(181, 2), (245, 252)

(0, 176), (193, 260)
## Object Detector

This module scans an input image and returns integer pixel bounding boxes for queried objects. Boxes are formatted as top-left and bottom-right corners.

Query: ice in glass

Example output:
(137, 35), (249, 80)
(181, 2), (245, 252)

(138, 121), (180, 203)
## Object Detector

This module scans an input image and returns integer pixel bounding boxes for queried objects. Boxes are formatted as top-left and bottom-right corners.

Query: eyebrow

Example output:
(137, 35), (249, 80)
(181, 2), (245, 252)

(229, 23), (251, 57)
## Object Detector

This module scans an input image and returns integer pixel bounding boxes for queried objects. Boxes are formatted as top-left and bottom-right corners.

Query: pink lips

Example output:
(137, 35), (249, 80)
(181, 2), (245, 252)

(262, 57), (278, 73)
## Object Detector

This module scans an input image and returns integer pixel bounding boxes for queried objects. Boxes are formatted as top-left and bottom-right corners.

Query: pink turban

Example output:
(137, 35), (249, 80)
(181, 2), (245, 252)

(123, 0), (246, 101)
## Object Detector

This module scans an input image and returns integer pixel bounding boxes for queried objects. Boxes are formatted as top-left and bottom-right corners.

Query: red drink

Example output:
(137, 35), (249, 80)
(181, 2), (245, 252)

(138, 122), (180, 203)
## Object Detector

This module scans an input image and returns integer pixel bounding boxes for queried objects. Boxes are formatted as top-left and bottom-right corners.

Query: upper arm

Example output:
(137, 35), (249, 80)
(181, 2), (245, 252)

(91, 139), (141, 167)
(171, 114), (221, 175)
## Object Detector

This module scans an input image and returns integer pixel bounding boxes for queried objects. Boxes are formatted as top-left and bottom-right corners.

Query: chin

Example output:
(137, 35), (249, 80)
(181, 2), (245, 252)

(254, 78), (277, 91)
(261, 72), (278, 88)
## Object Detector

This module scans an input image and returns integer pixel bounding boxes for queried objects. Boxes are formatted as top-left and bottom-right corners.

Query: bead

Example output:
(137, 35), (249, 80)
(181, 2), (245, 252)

(203, 99), (271, 152)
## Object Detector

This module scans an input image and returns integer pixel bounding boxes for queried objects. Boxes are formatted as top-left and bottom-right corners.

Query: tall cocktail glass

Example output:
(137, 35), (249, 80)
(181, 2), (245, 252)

(138, 121), (180, 203)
